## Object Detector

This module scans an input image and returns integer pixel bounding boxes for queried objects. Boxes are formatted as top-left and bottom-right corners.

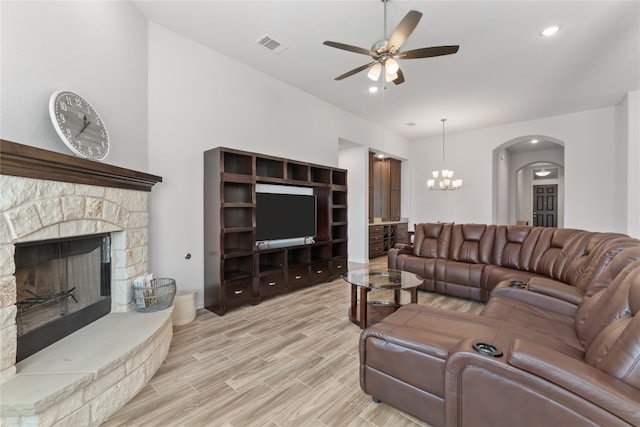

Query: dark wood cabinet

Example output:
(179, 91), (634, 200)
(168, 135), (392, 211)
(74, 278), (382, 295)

(204, 147), (348, 315)
(369, 221), (408, 259)
(369, 152), (401, 222)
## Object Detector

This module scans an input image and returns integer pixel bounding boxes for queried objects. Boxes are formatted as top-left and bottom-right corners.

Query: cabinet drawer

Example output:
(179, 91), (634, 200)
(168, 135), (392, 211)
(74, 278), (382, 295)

(369, 225), (384, 234)
(369, 244), (384, 258)
(310, 262), (329, 283)
(397, 223), (408, 231)
(369, 241), (384, 251)
(288, 265), (309, 289)
(331, 257), (348, 277)
(259, 272), (286, 298)
(369, 233), (384, 244)
(397, 231), (409, 244)
(222, 280), (253, 305)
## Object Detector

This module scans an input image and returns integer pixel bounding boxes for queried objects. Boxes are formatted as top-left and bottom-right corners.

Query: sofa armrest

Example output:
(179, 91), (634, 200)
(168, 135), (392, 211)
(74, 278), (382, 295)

(445, 338), (640, 427)
(489, 279), (579, 317)
(526, 276), (585, 304)
(508, 339), (640, 425)
(388, 246), (412, 269)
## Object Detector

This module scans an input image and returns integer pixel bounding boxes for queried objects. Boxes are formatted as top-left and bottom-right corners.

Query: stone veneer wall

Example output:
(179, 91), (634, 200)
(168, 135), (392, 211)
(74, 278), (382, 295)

(0, 174), (151, 384)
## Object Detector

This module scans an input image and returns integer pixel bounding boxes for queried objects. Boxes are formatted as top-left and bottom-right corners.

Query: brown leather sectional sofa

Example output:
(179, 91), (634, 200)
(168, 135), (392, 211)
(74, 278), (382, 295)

(360, 223), (640, 427)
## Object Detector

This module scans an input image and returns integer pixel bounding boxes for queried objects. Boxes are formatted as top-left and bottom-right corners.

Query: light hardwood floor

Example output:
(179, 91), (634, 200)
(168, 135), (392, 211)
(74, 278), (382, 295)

(103, 259), (484, 427)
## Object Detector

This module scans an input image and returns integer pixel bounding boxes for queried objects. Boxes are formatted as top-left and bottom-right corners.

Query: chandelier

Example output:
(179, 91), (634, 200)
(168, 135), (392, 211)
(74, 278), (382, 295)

(427, 119), (463, 190)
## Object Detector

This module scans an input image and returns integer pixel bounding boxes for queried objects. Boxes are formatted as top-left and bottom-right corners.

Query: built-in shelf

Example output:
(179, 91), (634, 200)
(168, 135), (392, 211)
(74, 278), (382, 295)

(204, 147), (348, 315)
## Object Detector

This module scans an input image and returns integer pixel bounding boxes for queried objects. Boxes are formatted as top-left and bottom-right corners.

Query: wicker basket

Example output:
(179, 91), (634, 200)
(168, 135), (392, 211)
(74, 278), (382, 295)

(131, 278), (176, 312)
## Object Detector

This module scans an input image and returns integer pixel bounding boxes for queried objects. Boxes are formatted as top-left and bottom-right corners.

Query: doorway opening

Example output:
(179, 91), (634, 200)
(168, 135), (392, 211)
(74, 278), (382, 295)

(493, 136), (564, 226)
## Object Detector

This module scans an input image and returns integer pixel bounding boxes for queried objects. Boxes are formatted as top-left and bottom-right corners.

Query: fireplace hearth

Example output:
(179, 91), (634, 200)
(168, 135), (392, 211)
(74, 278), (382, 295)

(15, 234), (112, 361)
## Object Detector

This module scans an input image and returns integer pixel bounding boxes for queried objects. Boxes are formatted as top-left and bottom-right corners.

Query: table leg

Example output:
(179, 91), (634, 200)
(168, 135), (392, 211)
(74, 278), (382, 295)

(410, 287), (418, 304)
(350, 284), (357, 323)
(359, 287), (368, 329)
(394, 288), (401, 305)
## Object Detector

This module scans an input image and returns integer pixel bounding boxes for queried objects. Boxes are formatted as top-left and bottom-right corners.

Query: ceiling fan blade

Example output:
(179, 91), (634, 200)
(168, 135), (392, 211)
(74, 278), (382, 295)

(387, 10), (423, 54)
(399, 45), (460, 60)
(323, 41), (378, 57)
(334, 62), (377, 80)
(392, 68), (405, 85)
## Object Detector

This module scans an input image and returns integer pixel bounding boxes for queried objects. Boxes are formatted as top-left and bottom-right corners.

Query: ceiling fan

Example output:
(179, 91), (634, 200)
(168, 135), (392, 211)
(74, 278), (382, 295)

(323, 0), (459, 85)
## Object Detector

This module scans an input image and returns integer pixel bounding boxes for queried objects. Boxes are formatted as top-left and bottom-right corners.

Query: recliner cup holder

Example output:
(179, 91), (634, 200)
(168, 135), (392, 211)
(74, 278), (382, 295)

(473, 342), (503, 357)
(509, 280), (527, 289)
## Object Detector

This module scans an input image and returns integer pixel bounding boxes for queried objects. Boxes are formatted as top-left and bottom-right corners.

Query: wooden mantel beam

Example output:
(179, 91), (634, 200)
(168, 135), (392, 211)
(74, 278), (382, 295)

(0, 139), (162, 192)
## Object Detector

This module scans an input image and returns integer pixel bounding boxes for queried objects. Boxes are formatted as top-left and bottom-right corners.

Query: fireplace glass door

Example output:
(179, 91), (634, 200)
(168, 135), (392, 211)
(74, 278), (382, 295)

(14, 234), (111, 361)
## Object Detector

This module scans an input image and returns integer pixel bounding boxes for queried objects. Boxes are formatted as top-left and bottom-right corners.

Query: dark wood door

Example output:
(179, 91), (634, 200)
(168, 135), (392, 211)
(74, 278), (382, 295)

(533, 185), (557, 227)
(390, 159), (401, 221)
(369, 152), (375, 222)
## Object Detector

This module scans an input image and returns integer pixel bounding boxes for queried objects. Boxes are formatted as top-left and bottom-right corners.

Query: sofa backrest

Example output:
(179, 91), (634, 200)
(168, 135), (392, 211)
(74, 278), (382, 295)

(572, 237), (640, 292)
(413, 223), (452, 258)
(575, 248), (640, 349)
(492, 225), (542, 270)
(583, 260), (640, 389)
(526, 228), (584, 281)
(449, 224), (496, 264)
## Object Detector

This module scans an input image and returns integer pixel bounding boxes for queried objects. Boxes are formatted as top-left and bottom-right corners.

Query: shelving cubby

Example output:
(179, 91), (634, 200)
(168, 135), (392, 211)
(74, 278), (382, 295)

(256, 156), (285, 181)
(286, 161), (310, 183)
(204, 146), (348, 315)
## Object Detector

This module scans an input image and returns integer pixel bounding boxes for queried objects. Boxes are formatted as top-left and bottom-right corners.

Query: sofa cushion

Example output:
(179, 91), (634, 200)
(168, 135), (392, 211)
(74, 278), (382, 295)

(561, 233), (629, 288)
(481, 295), (584, 355)
(576, 258), (640, 349)
(449, 224), (495, 264)
(360, 304), (503, 398)
(412, 222), (452, 258)
(492, 225), (542, 271)
(584, 263), (640, 388)
(434, 259), (484, 300)
(527, 228), (584, 279)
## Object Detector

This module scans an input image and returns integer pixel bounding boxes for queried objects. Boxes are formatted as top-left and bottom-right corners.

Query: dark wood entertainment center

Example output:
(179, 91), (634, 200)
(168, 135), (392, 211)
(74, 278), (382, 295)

(204, 147), (348, 315)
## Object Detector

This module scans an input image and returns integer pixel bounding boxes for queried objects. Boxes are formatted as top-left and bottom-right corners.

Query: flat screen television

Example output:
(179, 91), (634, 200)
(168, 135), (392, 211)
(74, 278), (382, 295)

(256, 192), (317, 242)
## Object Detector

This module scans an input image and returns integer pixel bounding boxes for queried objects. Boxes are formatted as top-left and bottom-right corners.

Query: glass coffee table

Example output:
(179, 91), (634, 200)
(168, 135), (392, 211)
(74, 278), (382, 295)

(342, 269), (423, 329)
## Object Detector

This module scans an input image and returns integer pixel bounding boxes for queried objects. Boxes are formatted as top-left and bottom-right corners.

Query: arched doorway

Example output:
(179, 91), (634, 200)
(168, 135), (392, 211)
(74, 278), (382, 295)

(493, 136), (565, 226)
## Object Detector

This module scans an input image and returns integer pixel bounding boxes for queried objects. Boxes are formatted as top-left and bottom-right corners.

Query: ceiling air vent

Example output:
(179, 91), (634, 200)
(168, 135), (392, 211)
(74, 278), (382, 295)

(256, 35), (287, 54)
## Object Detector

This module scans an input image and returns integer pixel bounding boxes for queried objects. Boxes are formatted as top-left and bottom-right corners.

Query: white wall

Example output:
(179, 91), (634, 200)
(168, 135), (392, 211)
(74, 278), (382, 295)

(410, 103), (638, 235)
(338, 146), (368, 264)
(624, 91), (640, 236)
(147, 24), (409, 307)
(0, 1), (148, 172)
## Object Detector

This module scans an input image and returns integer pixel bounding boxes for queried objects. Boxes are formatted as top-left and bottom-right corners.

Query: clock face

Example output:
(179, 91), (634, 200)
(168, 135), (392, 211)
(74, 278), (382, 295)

(49, 91), (110, 161)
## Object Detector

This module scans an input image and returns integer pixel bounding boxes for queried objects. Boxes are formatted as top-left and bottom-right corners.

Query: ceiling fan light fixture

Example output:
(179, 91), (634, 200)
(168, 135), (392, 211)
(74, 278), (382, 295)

(385, 57), (399, 74)
(385, 70), (398, 82)
(367, 63), (382, 81)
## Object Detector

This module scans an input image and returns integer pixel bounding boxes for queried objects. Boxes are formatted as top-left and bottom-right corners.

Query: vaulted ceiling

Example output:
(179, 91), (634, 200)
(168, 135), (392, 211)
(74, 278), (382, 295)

(134, 1), (640, 140)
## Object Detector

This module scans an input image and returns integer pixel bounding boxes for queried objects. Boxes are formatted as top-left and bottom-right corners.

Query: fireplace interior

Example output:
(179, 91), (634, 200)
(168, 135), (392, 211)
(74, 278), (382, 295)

(14, 234), (112, 362)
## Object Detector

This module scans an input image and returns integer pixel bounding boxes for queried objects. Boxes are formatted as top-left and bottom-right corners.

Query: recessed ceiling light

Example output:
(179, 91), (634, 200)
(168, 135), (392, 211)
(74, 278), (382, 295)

(541, 26), (560, 37)
(368, 86), (378, 93)
(406, 122), (417, 127)
(531, 139), (539, 143)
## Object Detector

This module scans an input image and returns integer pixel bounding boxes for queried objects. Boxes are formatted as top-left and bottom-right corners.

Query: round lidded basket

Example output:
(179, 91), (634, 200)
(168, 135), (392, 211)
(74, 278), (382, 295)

(131, 277), (176, 312)
(172, 289), (197, 326)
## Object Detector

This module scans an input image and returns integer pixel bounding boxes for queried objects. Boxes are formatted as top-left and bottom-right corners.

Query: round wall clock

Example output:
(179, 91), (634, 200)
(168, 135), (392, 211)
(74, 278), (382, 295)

(49, 90), (110, 161)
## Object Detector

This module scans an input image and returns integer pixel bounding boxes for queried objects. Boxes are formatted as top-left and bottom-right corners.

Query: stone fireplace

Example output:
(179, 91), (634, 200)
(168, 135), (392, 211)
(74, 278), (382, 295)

(0, 140), (170, 425)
